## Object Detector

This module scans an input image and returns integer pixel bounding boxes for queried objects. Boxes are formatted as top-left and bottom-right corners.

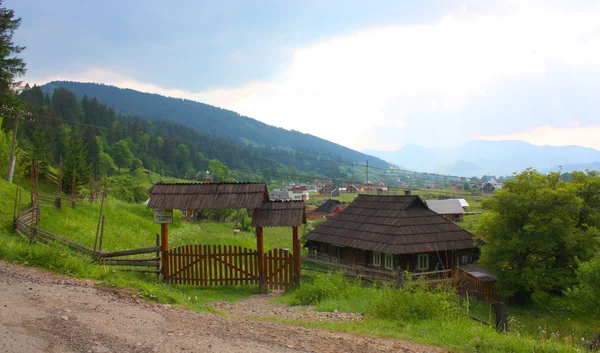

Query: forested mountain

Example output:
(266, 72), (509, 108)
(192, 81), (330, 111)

(5, 84), (401, 197)
(40, 81), (391, 170)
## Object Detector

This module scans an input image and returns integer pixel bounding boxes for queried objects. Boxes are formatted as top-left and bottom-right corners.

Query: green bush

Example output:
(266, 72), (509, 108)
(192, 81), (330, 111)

(367, 280), (458, 321)
(291, 272), (354, 305)
(566, 255), (600, 317)
(108, 175), (148, 203)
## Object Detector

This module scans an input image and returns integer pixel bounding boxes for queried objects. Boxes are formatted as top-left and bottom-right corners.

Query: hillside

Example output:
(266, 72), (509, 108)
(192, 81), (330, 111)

(41, 81), (391, 170)
(364, 140), (600, 177)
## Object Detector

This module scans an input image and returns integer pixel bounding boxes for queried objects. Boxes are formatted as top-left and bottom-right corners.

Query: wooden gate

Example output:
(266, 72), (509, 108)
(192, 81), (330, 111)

(165, 245), (296, 290)
(265, 248), (296, 291)
(166, 244), (259, 286)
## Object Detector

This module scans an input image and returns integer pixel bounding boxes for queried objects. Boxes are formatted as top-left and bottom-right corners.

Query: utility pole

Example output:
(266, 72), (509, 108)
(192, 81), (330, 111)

(366, 160), (369, 186)
(5, 108), (22, 183)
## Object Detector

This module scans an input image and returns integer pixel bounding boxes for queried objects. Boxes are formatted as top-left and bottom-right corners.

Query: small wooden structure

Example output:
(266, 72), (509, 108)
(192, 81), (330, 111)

(306, 199), (343, 220)
(147, 182), (306, 291)
(426, 199), (465, 221)
(456, 264), (500, 303)
(303, 194), (478, 275)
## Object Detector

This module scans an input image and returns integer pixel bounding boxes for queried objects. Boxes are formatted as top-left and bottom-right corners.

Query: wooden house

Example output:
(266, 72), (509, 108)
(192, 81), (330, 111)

(303, 194), (477, 274)
(306, 199), (344, 220)
(289, 186), (310, 201)
(346, 185), (360, 193)
(426, 199), (465, 221)
(318, 184), (333, 196)
(363, 182), (376, 192)
(482, 183), (495, 194)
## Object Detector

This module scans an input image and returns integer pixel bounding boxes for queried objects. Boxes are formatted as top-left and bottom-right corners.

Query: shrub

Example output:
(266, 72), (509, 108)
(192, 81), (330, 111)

(566, 255), (600, 317)
(367, 278), (459, 321)
(290, 272), (354, 305)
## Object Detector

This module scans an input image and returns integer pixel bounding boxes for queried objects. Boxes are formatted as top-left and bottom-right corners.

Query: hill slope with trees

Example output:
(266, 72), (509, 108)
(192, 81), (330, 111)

(40, 81), (391, 170)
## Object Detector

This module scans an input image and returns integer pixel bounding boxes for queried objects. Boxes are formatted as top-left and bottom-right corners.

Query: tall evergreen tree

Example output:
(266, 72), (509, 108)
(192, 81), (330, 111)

(84, 127), (101, 179)
(0, 1), (25, 102)
(63, 124), (89, 191)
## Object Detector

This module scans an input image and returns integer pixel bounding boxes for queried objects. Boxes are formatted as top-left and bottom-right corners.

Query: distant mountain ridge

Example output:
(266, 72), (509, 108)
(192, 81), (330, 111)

(41, 81), (391, 169)
(363, 140), (600, 177)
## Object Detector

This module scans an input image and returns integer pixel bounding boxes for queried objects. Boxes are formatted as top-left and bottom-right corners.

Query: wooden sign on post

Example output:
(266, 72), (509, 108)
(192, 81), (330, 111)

(154, 209), (173, 224)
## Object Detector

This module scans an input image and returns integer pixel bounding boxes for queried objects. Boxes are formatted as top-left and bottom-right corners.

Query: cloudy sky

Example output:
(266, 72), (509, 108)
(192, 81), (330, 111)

(8, 0), (600, 152)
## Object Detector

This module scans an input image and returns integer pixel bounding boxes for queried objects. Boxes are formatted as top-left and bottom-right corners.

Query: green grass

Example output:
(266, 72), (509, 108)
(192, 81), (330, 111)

(276, 272), (596, 353)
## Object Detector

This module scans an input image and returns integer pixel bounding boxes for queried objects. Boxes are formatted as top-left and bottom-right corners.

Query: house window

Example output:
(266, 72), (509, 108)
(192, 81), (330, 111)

(461, 255), (470, 265)
(384, 254), (394, 269)
(373, 252), (381, 267)
(417, 254), (429, 270)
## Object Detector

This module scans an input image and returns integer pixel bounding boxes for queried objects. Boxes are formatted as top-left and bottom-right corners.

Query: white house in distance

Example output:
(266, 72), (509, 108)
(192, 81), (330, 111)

(289, 186), (310, 201)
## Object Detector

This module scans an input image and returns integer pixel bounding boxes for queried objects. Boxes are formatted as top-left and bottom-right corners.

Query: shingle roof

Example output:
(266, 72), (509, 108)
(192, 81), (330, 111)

(314, 199), (342, 213)
(426, 199), (465, 215)
(457, 264), (497, 282)
(252, 201), (306, 227)
(303, 194), (475, 255)
(147, 182), (269, 210)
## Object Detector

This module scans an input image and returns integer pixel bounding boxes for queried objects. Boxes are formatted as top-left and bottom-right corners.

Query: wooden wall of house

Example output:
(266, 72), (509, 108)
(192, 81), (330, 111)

(307, 242), (465, 272)
(458, 271), (499, 303)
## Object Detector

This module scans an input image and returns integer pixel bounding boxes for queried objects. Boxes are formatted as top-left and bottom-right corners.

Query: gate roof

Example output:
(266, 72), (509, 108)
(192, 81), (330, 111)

(147, 182), (269, 210)
(252, 201), (306, 227)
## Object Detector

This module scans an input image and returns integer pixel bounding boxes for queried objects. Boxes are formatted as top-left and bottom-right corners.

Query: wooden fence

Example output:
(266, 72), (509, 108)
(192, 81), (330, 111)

(165, 245), (296, 290)
(166, 244), (259, 286)
(13, 203), (160, 271)
(265, 248), (295, 291)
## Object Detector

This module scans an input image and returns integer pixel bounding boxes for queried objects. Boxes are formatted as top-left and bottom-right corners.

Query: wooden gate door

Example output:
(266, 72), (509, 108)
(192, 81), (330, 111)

(166, 244), (259, 286)
(264, 248), (295, 290)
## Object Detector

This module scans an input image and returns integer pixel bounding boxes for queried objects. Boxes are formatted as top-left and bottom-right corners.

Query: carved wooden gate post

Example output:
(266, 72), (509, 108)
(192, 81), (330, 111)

(293, 226), (301, 285)
(161, 223), (169, 279)
(256, 226), (266, 292)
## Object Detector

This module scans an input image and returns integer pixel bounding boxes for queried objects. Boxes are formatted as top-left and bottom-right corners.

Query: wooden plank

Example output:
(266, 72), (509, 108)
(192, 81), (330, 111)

(217, 244), (223, 285)
(209, 245), (215, 286)
(100, 257), (160, 262)
(102, 260), (159, 267)
(227, 245), (233, 285)
(195, 244), (200, 286)
(101, 246), (162, 258)
(235, 246), (241, 285)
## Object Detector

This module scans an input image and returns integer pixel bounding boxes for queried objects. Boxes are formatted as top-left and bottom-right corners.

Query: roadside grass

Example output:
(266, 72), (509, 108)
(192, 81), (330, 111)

(274, 272), (596, 353)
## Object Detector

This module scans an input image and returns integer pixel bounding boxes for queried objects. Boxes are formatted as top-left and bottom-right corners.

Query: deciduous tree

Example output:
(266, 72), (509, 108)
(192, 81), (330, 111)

(477, 169), (599, 303)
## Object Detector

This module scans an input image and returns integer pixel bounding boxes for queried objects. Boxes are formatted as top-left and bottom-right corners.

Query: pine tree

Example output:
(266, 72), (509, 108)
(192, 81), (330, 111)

(63, 125), (89, 191)
(0, 1), (26, 103)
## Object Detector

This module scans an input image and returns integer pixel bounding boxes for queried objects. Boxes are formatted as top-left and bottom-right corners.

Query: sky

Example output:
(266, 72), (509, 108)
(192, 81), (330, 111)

(7, 0), (600, 152)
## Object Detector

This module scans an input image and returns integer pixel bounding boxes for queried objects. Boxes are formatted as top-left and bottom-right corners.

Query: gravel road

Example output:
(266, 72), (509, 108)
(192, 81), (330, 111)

(0, 260), (447, 353)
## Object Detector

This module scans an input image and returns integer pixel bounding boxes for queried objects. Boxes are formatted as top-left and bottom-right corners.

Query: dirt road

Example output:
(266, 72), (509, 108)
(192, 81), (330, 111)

(0, 261), (445, 353)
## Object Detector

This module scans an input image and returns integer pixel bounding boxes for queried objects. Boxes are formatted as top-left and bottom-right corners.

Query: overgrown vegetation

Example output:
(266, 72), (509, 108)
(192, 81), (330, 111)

(278, 272), (596, 353)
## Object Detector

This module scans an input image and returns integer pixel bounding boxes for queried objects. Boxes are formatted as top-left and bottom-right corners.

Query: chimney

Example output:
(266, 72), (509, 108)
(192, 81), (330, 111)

(204, 171), (212, 183)
(404, 190), (411, 196)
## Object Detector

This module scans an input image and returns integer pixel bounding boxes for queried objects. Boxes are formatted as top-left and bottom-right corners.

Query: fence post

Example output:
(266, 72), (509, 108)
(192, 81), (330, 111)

(256, 226), (266, 293)
(292, 226), (301, 286)
(98, 215), (106, 251)
(156, 233), (160, 272)
(160, 223), (169, 280)
(493, 302), (508, 332)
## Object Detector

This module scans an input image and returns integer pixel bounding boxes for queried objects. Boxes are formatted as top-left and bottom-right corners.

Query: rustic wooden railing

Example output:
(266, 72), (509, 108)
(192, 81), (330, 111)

(302, 254), (453, 284)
